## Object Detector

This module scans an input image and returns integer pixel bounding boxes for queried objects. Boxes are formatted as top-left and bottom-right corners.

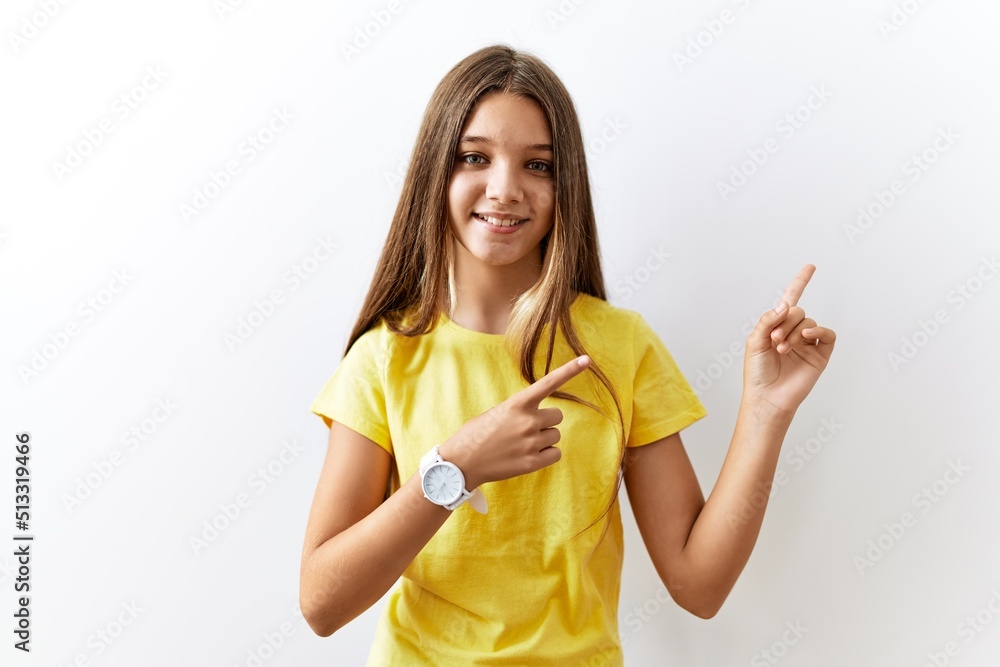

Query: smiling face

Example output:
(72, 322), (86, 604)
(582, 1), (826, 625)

(447, 91), (556, 271)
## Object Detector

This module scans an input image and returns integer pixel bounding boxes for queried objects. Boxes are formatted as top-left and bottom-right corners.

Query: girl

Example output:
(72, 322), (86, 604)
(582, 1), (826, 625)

(299, 44), (836, 666)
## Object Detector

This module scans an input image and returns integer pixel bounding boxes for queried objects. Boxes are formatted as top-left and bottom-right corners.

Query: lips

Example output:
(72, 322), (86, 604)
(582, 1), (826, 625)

(473, 212), (527, 227)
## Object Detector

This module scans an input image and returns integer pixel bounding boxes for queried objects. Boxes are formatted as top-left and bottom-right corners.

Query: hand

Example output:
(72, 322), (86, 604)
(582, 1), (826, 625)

(439, 355), (592, 490)
(743, 264), (836, 416)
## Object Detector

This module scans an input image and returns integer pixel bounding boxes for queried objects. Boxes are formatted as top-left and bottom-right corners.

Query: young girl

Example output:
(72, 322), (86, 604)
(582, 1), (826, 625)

(299, 44), (836, 666)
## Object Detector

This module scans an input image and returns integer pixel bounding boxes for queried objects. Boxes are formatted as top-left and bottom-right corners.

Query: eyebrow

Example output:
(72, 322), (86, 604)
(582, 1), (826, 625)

(458, 135), (553, 152)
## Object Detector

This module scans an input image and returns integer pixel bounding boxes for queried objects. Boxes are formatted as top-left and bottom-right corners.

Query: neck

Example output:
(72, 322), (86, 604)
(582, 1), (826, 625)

(447, 240), (544, 335)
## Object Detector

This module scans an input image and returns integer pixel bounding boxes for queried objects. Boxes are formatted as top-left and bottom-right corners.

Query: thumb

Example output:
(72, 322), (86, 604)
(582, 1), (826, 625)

(746, 300), (786, 355)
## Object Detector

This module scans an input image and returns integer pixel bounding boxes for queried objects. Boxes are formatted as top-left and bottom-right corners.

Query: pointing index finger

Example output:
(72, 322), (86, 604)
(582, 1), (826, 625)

(523, 355), (591, 407)
(780, 264), (816, 308)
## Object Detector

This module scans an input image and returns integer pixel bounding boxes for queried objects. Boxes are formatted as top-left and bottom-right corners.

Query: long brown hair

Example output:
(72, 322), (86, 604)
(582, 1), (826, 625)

(344, 44), (627, 538)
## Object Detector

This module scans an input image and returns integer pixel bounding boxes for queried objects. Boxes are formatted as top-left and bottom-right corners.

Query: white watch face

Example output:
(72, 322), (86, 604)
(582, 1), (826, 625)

(422, 463), (463, 505)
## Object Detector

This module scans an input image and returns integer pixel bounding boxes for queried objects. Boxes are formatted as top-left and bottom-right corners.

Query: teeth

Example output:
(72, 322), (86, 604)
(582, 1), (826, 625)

(476, 213), (524, 227)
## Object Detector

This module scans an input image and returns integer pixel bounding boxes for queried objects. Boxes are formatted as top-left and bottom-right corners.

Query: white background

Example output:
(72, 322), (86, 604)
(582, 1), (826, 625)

(3, 1), (1000, 665)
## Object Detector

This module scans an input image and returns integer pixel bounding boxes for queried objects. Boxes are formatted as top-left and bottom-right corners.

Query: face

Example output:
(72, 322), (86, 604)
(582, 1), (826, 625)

(447, 92), (555, 270)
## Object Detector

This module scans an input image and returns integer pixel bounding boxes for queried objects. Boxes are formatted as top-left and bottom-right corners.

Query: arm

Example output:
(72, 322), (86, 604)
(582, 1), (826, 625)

(299, 355), (593, 636)
(625, 264), (836, 618)
(299, 421), (455, 637)
(623, 399), (793, 619)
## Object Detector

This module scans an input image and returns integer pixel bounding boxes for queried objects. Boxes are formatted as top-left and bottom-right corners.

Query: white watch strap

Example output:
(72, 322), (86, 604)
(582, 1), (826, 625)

(419, 445), (443, 477)
(465, 487), (488, 514)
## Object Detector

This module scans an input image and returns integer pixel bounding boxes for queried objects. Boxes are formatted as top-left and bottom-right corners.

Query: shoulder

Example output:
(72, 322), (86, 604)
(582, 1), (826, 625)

(343, 319), (394, 378)
(347, 320), (388, 354)
(570, 293), (656, 373)
(572, 292), (645, 337)
(572, 293), (683, 371)
(345, 307), (437, 368)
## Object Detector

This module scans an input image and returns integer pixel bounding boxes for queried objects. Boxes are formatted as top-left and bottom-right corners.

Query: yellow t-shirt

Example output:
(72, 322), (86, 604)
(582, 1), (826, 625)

(310, 293), (707, 666)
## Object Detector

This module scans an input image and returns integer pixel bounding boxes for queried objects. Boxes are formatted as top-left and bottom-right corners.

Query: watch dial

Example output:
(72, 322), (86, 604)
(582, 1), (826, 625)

(425, 464), (462, 504)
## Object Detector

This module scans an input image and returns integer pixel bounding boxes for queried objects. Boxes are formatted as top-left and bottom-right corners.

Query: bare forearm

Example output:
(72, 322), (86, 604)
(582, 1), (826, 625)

(678, 396), (794, 615)
(301, 473), (451, 636)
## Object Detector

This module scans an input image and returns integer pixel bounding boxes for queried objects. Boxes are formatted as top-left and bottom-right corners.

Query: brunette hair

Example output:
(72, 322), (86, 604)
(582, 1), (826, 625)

(344, 44), (626, 538)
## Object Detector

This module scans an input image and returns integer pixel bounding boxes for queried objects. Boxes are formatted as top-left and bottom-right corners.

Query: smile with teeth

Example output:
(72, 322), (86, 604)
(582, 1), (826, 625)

(474, 213), (527, 227)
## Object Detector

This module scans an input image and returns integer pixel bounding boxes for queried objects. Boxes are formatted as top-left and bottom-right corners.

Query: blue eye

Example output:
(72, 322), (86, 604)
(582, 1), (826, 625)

(460, 154), (486, 164)
(527, 161), (552, 173)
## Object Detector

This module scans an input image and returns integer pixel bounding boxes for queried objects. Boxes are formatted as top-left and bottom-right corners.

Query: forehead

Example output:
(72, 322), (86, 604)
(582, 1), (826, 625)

(459, 92), (552, 147)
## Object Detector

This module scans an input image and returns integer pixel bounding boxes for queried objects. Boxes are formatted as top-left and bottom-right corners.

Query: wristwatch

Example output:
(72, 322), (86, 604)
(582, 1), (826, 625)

(419, 445), (488, 513)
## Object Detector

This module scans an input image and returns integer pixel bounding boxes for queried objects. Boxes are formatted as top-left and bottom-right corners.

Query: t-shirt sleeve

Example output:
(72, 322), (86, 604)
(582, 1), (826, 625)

(626, 313), (707, 448)
(309, 326), (392, 456)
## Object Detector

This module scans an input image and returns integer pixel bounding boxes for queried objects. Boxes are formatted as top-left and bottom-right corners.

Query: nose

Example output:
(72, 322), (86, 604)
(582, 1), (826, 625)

(485, 160), (523, 205)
